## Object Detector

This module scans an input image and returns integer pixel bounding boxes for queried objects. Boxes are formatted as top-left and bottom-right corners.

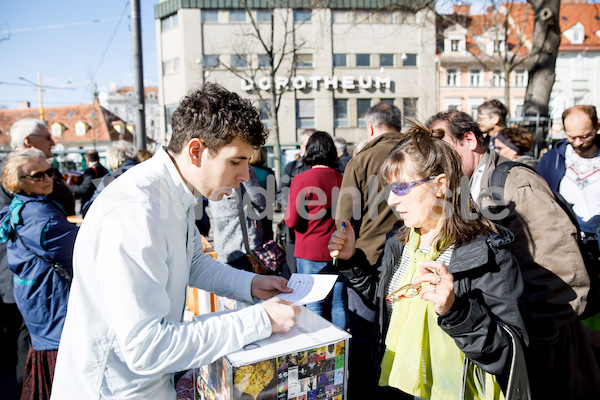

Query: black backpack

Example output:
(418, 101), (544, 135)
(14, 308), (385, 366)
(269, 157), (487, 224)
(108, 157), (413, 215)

(490, 161), (600, 318)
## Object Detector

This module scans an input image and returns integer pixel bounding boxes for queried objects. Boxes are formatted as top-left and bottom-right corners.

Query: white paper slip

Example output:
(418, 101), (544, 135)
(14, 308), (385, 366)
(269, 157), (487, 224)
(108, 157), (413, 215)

(274, 273), (338, 305)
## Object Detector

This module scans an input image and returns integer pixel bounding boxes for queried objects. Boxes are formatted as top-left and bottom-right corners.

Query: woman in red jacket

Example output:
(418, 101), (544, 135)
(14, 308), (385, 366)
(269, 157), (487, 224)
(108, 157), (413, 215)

(285, 131), (347, 329)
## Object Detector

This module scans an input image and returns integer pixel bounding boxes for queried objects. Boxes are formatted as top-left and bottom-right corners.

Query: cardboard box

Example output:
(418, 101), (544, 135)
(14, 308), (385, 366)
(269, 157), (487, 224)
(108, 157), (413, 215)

(194, 307), (351, 400)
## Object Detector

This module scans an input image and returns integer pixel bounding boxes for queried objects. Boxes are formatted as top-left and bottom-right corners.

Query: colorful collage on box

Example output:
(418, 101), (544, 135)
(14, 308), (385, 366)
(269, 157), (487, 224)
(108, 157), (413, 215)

(195, 340), (346, 400)
(276, 340), (345, 400)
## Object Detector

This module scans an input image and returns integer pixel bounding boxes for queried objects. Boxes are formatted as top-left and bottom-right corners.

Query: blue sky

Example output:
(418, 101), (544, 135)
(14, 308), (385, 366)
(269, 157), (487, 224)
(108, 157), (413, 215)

(0, 0), (159, 109)
(2, 0), (598, 110)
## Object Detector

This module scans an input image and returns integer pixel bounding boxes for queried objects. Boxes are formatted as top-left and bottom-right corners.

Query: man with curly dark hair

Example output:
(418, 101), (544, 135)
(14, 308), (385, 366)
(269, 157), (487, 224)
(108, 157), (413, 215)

(51, 83), (300, 399)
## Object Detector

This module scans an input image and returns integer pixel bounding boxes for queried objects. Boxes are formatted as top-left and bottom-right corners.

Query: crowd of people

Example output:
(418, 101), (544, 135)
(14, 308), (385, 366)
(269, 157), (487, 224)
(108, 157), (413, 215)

(0, 84), (598, 400)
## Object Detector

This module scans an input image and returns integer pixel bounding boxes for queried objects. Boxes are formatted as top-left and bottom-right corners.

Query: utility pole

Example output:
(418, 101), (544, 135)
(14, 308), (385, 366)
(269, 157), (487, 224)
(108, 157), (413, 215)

(131, 0), (146, 150)
(36, 73), (44, 121)
(15, 75), (75, 122)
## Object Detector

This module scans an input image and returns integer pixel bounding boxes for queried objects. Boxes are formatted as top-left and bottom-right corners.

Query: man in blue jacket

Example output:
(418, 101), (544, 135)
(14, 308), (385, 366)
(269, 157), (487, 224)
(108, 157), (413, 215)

(538, 105), (600, 247)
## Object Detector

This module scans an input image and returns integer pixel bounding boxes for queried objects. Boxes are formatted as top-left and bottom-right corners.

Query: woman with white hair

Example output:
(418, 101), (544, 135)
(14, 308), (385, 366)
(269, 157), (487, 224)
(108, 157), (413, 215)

(80, 140), (140, 217)
(0, 149), (78, 400)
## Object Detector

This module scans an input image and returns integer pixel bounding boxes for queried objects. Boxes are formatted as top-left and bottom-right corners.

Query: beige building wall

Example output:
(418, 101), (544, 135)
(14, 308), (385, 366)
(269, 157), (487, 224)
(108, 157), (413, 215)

(156, 6), (437, 148)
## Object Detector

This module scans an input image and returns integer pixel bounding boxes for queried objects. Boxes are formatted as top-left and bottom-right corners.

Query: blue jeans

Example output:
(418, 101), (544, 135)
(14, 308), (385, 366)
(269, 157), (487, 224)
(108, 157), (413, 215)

(296, 258), (347, 330)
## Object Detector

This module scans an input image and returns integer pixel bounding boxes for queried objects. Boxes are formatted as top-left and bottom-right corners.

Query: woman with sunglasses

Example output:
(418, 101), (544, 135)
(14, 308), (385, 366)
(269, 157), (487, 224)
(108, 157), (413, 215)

(328, 126), (527, 399)
(0, 149), (78, 400)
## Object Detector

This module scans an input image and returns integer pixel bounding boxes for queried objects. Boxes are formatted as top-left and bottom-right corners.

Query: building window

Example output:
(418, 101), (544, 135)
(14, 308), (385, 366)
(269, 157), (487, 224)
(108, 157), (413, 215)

(373, 11), (393, 23)
(162, 57), (180, 75)
(491, 70), (504, 87)
(231, 54), (248, 69)
(334, 99), (349, 127)
(332, 10), (348, 23)
(446, 68), (458, 86)
(356, 54), (370, 67)
(294, 54), (313, 68)
(296, 99), (314, 128)
(451, 39), (460, 52)
(381, 99), (395, 105)
(257, 10), (272, 22)
(493, 40), (505, 53)
(75, 122), (88, 137)
(354, 11), (371, 23)
(203, 55), (220, 69)
(402, 53), (417, 67)
(470, 69), (481, 87)
(258, 54), (270, 68)
(400, 11), (416, 23)
(294, 10), (311, 23)
(572, 55), (588, 81)
(470, 105), (479, 119)
(572, 28), (584, 44)
(514, 105), (524, 117)
(445, 98), (461, 112)
(165, 104), (178, 134)
(51, 123), (63, 137)
(403, 98), (418, 119)
(357, 99), (371, 127)
(202, 10), (218, 23)
(229, 10), (246, 22)
(380, 54), (394, 67)
(259, 100), (272, 128)
(333, 54), (347, 67)
(148, 92), (155, 100)
(514, 69), (526, 87)
(161, 14), (178, 31)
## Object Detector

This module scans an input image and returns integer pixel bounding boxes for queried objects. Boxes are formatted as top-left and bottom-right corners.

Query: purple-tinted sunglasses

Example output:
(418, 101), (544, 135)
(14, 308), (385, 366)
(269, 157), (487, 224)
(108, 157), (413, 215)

(390, 176), (437, 197)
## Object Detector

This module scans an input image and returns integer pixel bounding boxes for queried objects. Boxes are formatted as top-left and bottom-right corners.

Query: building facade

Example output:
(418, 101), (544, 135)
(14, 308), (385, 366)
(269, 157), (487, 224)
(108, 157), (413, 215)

(98, 85), (161, 149)
(437, 3), (530, 119)
(550, 1), (600, 132)
(438, 0), (600, 137)
(0, 100), (133, 171)
(154, 0), (437, 149)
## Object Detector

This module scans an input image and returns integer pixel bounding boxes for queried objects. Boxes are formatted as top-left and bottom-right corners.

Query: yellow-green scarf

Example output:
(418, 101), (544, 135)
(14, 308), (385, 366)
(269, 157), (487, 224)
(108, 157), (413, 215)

(380, 228), (504, 400)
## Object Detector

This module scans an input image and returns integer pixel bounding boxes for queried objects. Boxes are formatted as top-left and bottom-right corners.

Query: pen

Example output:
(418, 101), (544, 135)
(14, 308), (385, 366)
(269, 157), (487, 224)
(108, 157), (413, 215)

(333, 221), (346, 267)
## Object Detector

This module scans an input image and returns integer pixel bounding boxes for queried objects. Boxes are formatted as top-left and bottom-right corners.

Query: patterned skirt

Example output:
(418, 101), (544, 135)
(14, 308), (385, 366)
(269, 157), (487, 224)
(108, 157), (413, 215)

(20, 348), (58, 400)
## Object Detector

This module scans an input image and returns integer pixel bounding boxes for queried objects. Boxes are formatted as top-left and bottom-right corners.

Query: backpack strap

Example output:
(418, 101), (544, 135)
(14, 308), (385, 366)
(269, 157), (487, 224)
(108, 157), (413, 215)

(489, 161), (537, 202)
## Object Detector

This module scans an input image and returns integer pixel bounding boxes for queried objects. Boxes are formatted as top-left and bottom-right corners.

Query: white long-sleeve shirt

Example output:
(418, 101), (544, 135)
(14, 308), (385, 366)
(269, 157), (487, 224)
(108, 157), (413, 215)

(51, 148), (271, 399)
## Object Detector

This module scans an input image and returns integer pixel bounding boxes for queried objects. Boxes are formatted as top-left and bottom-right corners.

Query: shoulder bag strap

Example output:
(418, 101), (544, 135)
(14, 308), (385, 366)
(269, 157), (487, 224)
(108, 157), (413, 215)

(461, 322), (531, 400)
(235, 185), (251, 254)
(498, 322), (531, 400)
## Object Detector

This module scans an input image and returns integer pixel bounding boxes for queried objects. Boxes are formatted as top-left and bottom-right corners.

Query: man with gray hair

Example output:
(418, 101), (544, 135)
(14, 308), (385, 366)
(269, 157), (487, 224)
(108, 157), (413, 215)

(8, 119), (75, 215)
(333, 136), (351, 172)
(335, 102), (404, 399)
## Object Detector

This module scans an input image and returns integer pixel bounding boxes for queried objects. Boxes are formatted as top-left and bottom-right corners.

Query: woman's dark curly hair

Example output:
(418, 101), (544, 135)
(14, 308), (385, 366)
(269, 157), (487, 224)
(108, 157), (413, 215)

(168, 83), (268, 154)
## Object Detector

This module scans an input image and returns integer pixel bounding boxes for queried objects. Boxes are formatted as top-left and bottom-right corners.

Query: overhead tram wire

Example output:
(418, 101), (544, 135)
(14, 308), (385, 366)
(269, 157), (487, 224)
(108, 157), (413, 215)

(0, 16), (123, 35)
(79, 1), (129, 104)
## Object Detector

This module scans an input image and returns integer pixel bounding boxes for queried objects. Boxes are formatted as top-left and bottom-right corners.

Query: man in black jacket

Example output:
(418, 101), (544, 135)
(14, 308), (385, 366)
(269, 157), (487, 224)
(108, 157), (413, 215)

(70, 150), (109, 207)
